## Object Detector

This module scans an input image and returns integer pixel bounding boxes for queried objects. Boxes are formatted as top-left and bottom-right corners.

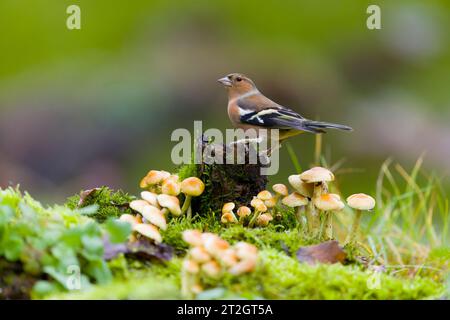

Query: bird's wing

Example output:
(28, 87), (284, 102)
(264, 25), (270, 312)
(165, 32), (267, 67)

(237, 98), (325, 133)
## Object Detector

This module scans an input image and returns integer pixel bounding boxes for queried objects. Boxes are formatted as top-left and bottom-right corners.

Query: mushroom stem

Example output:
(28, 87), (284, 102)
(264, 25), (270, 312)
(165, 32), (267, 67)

(248, 210), (261, 228)
(305, 202), (315, 234)
(323, 211), (333, 240)
(181, 195), (192, 216)
(347, 210), (362, 243)
(295, 206), (305, 229)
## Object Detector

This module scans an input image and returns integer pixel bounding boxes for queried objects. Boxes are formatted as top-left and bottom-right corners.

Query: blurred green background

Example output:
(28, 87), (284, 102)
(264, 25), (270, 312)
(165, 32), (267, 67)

(0, 0), (449, 202)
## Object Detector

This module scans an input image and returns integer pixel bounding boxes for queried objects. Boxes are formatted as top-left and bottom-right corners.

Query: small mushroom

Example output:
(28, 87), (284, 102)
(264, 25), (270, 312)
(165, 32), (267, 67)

(313, 193), (345, 240)
(129, 199), (150, 214)
(221, 211), (238, 224)
(157, 194), (182, 216)
(182, 229), (203, 247)
(201, 260), (221, 278)
(282, 192), (309, 227)
(182, 259), (200, 274)
(202, 233), (230, 257)
(228, 258), (257, 275)
(234, 242), (258, 260)
(119, 214), (140, 227)
(189, 247), (211, 263)
(140, 170), (171, 190)
(142, 205), (167, 230)
(248, 197), (268, 228)
(141, 191), (160, 209)
(219, 248), (239, 267)
(134, 223), (162, 243)
(346, 193), (376, 243)
(256, 213), (273, 227)
(161, 175), (181, 196)
(222, 202), (236, 214)
(180, 177), (205, 218)
(288, 175), (313, 198)
(257, 190), (272, 201)
(236, 206), (251, 223)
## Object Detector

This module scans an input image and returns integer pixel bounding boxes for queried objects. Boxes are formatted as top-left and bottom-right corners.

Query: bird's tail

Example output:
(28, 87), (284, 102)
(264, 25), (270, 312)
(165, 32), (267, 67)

(302, 120), (353, 133)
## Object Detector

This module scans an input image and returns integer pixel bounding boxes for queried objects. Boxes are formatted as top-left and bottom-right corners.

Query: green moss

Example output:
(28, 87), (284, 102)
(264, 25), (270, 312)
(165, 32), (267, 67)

(176, 163), (198, 181)
(53, 250), (443, 300)
(65, 187), (135, 223)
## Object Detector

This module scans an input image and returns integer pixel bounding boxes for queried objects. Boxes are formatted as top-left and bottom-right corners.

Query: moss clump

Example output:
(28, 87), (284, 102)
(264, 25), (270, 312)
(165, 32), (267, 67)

(62, 249), (443, 300)
(65, 187), (135, 223)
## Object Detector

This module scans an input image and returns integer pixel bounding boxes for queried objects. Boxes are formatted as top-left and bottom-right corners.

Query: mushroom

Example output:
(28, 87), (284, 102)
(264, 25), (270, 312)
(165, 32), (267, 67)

(134, 223), (162, 243)
(182, 229), (203, 247)
(157, 194), (182, 216)
(129, 199), (150, 214)
(248, 197), (268, 228)
(140, 170), (171, 190)
(182, 259), (200, 274)
(180, 177), (205, 218)
(287, 175), (313, 198)
(256, 213), (273, 227)
(346, 193), (376, 243)
(300, 167), (335, 234)
(282, 192), (309, 227)
(141, 191), (160, 209)
(221, 211), (238, 224)
(219, 248), (239, 267)
(313, 193), (345, 240)
(189, 247), (211, 263)
(201, 260), (221, 278)
(161, 175), (181, 196)
(236, 206), (251, 223)
(119, 213), (140, 228)
(142, 205), (167, 230)
(202, 233), (230, 257)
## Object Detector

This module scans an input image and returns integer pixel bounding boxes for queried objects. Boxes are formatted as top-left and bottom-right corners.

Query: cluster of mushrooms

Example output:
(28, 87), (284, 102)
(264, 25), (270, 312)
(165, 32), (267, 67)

(221, 166), (376, 243)
(181, 230), (258, 297)
(118, 170), (205, 243)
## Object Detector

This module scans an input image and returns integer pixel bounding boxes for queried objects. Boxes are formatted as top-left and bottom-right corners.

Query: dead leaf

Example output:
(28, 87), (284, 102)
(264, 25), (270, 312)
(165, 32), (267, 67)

(296, 240), (346, 265)
(77, 188), (102, 207)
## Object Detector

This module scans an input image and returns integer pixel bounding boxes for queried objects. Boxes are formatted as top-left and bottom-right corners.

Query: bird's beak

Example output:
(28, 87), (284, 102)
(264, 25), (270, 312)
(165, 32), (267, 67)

(217, 77), (232, 87)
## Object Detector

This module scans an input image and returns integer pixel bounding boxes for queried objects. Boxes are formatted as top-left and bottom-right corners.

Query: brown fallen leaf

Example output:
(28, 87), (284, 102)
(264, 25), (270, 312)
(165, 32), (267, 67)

(296, 240), (346, 265)
(103, 236), (173, 261)
(77, 188), (102, 207)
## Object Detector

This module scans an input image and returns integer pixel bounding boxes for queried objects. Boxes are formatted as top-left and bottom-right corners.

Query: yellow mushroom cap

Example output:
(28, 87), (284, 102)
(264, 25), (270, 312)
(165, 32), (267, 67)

(157, 194), (181, 216)
(189, 247), (211, 263)
(234, 242), (258, 260)
(237, 206), (251, 218)
(346, 193), (376, 211)
(161, 176), (181, 196)
(257, 190), (272, 201)
(256, 213), (273, 226)
(264, 197), (277, 208)
(182, 259), (200, 274)
(129, 200), (150, 215)
(134, 223), (162, 243)
(119, 214), (139, 227)
(182, 229), (203, 247)
(228, 258), (257, 275)
(288, 175), (314, 197)
(313, 193), (345, 211)
(140, 191), (160, 208)
(299, 167), (335, 183)
(272, 183), (289, 196)
(219, 248), (239, 267)
(180, 177), (205, 196)
(222, 202), (236, 214)
(201, 260), (221, 278)
(250, 198), (267, 212)
(282, 192), (309, 207)
(221, 211), (238, 224)
(142, 205), (167, 230)
(140, 170), (171, 188)
(202, 233), (230, 256)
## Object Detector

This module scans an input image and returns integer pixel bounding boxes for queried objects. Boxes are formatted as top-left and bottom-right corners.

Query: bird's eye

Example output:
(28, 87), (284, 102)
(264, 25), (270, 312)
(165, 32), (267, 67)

(236, 77), (242, 82)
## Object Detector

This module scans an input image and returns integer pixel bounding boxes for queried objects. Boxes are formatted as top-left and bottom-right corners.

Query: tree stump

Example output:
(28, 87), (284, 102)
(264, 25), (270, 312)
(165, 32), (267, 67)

(192, 137), (269, 215)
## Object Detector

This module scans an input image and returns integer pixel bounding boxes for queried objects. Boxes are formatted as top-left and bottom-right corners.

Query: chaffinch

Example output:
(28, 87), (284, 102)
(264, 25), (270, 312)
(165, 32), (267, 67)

(218, 73), (352, 141)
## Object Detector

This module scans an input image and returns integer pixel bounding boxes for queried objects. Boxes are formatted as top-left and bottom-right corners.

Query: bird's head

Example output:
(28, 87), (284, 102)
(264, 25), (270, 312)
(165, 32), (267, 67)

(217, 73), (257, 96)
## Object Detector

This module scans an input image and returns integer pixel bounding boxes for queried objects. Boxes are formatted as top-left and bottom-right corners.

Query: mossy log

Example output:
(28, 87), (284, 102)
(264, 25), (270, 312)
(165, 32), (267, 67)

(192, 138), (268, 215)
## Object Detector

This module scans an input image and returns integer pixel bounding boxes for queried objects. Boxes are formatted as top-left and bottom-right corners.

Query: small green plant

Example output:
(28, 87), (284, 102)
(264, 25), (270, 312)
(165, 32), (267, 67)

(0, 187), (131, 299)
